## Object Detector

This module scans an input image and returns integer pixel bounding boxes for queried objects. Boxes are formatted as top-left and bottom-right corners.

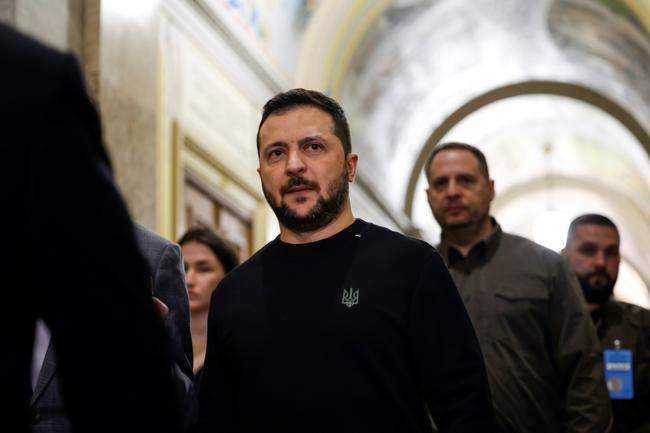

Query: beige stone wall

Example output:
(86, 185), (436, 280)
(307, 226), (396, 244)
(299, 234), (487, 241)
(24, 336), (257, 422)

(0, 0), (15, 23)
(1, 0), (79, 54)
(98, 1), (162, 230)
(1, 0), (99, 100)
(1, 0), (163, 230)
(80, 0), (100, 103)
(13, 0), (69, 51)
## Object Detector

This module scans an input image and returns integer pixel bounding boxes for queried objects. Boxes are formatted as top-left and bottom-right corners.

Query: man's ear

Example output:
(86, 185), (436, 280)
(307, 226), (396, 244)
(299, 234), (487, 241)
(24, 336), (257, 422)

(488, 179), (495, 201)
(426, 187), (435, 210)
(347, 153), (359, 182)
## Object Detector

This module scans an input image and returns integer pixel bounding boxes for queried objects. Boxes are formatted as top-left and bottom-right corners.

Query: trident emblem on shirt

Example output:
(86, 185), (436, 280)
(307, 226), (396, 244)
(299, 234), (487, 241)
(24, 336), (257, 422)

(342, 287), (359, 308)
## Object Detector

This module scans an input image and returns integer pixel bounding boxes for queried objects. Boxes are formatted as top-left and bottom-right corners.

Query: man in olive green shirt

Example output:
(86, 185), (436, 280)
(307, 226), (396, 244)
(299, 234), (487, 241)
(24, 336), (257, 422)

(563, 214), (650, 433)
(425, 142), (612, 433)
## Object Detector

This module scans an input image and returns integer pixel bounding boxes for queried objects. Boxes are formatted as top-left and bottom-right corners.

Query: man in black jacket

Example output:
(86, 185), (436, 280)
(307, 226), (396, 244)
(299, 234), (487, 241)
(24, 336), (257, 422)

(0, 23), (180, 433)
(197, 88), (495, 433)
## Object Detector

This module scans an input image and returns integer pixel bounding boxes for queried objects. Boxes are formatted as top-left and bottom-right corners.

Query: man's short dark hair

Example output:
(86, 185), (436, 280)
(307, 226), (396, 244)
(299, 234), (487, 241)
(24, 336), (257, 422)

(566, 214), (619, 246)
(256, 88), (351, 155)
(178, 225), (240, 273)
(424, 142), (490, 183)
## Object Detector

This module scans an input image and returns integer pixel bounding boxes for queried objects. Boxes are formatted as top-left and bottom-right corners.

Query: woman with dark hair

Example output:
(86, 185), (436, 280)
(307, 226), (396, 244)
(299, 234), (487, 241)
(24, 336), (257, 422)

(179, 226), (239, 383)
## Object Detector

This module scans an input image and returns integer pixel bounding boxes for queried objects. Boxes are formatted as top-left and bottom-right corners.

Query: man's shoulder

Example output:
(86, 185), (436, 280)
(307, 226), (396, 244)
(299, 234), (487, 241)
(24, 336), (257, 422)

(500, 230), (545, 250)
(357, 220), (439, 262)
(0, 23), (75, 100)
(609, 300), (650, 329)
(209, 241), (270, 308)
(500, 230), (563, 261)
(0, 24), (81, 136)
(134, 224), (177, 251)
(0, 23), (65, 69)
(218, 240), (269, 286)
(133, 224), (181, 272)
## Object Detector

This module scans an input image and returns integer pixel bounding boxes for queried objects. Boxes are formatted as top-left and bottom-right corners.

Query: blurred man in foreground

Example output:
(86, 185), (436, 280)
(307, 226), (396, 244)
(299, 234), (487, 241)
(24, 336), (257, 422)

(1, 23), (180, 433)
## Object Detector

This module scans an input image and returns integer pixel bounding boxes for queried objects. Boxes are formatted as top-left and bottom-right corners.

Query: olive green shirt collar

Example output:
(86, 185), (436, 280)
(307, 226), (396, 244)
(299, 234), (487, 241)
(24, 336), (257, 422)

(438, 217), (502, 269)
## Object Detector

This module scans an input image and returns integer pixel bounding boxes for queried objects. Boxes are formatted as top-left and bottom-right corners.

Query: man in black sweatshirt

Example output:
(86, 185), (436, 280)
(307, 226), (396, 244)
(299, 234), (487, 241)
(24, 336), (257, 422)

(196, 88), (495, 433)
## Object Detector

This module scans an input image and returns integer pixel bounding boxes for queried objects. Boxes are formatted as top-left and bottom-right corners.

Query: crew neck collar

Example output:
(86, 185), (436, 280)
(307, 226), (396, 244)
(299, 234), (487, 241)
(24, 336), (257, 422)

(275, 219), (365, 249)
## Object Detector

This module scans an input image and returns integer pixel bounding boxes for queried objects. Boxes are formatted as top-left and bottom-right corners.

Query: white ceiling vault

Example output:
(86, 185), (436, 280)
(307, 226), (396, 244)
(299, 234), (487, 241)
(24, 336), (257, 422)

(297, 0), (650, 306)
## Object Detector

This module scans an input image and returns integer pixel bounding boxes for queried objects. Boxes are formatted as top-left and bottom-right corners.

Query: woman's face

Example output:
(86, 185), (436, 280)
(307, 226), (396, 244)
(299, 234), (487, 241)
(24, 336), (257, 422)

(182, 241), (226, 314)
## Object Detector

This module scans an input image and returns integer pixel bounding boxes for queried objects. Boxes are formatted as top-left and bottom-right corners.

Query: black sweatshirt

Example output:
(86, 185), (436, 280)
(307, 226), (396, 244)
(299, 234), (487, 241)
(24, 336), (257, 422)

(197, 219), (495, 433)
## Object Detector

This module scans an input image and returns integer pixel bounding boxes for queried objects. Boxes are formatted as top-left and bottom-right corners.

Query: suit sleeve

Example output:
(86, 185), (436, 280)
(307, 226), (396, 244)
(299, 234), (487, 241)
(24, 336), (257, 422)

(31, 54), (181, 433)
(548, 259), (613, 433)
(409, 253), (497, 433)
(196, 283), (238, 433)
(153, 242), (197, 429)
(154, 242), (194, 372)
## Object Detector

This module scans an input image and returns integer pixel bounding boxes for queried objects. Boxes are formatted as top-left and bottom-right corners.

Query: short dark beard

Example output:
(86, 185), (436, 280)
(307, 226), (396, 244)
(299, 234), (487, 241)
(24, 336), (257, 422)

(442, 220), (473, 231)
(263, 167), (349, 233)
(577, 271), (615, 305)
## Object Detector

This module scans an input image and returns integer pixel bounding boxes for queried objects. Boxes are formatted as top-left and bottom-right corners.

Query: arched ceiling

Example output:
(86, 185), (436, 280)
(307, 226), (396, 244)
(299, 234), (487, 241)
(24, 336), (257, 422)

(297, 0), (650, 305)
(338, 0), (650, 211)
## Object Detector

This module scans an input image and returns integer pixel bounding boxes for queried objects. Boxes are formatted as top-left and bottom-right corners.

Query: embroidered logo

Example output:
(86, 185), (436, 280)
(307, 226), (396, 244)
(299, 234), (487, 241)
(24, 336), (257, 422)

(342, 287), (359, 308)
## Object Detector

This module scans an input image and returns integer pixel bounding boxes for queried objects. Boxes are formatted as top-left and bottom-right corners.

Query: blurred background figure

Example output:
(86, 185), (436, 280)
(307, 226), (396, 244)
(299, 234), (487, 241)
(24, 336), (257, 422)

(424, 142), (611, 433)
(563, 214), (650, 433)
(0, 22), (180, 433)
(179, 226), (239, 384)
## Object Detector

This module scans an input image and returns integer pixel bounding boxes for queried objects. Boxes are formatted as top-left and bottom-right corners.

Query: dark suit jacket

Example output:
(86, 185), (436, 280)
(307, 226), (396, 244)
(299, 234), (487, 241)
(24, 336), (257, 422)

(0, 23), (180, 433)
(133, 224), (193, 378)
(30, 225), (195, 433)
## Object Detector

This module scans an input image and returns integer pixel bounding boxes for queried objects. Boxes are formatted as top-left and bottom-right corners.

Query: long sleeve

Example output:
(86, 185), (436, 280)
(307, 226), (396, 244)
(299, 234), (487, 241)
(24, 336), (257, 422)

(152, 240), (197, 431)
(152, 241), (194, 374)
(548, 260), (612, 433)
(196, 286), (238, 433)
(409, 253), (497, 433)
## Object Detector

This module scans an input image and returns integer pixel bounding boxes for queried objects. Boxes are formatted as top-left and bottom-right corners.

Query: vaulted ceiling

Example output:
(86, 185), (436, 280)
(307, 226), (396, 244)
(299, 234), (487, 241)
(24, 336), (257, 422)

(297, 0), (650, 305)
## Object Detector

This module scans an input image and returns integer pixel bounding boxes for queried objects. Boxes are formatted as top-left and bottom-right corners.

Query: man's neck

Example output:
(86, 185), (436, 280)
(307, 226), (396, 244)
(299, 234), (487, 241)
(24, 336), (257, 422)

(279, 204), (355, 244)
(442, 216), (493, 257)
(587, 302), (600, 313)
